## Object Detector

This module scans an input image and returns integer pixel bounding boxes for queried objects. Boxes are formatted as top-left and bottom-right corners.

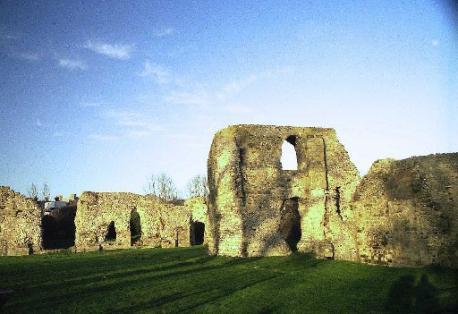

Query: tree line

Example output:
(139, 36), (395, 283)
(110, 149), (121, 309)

(144, 173), (207, 202)
(27, 174), (208, 203)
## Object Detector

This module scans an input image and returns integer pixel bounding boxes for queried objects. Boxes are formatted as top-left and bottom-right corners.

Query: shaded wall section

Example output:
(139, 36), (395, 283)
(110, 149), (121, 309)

(207, 124), (360, 259)
(0, 186), (42, 256)
(75, 192), (200, 252)
(352, 153), (458, 268)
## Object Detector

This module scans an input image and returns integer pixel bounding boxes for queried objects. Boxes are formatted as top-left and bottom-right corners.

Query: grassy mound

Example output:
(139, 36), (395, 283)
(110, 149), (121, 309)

(0, 246), (456, 313)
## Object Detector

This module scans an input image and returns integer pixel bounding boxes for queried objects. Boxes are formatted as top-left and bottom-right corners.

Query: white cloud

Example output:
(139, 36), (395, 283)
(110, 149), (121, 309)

(80, 101), (102, 108)
(17, 52), (40, 61)
(88, 133), (120, 141)
(164, 90), (212, 106)
(58, 58), (87, 71)
(139, 61), (171, 84)
(84, 40), (133, 60)
(101, 110), (164, 139)
(153, 27), (175, 37)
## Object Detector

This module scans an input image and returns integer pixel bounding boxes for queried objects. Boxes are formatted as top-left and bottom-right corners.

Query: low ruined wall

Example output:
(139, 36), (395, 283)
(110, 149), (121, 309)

(352, 153), (458, 268)
(0, 186), (42, 256)
(75, 192), (194, 252)
(207, 124), (360, 259)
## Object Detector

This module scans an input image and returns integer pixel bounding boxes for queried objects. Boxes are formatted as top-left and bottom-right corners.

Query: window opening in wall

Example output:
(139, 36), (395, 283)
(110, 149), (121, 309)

(279, 197), (301, 251)
(191, 221), (205, 245)
(130, 208), (142, 246)
(105, 221), (116, 241)
(281, 135), (298, 170)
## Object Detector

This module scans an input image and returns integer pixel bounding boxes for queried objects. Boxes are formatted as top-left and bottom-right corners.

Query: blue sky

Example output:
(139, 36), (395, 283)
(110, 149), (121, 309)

(0, 1), (456, 197)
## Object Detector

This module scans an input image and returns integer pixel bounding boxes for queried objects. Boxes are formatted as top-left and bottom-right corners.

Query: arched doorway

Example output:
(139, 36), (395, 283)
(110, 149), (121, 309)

(191, 221), (205, 245)
(130, 208), (142, 246)
(105, 221), (116, 241)
(279, 197), (301, 252)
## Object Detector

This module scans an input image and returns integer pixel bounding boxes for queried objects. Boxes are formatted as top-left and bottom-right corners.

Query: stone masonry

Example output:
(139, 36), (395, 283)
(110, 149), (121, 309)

(207, 124), (360, 259)
(75, 192), (206, 252)
(352, 153), (458, 268)
(0, 186), (42, 256)
(207, 124), (457, 268)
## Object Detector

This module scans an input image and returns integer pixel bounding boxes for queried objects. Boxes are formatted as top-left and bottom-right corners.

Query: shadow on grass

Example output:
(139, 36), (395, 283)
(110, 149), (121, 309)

(385, 274), (457, 313)
(6, 255), (259, 312)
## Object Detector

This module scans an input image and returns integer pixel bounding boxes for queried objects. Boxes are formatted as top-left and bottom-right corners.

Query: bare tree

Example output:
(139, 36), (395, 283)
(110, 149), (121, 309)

(27, 183), (38, 200)
(186, 175), (208, 198)
(145, 173), (178, 202)
(41, 183), (50, 201)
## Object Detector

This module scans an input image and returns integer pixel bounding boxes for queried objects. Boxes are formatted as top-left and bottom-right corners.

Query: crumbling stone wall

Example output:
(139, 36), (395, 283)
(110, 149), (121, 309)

(207, 124), (360, 258)
(186, 196), (208, 245)
(352, 153), (458, 268)
(75, 192), (195, 252)
(0, 186), (42, 256)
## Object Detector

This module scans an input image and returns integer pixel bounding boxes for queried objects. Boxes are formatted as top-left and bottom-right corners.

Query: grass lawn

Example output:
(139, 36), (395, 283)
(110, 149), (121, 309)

(0, 246), (457, 313)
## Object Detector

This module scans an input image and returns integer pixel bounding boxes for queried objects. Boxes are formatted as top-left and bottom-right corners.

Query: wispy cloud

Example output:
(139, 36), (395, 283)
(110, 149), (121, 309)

(94, 110), (164, 140)
(84, 40), (133, 60)
(153, 27), (175, 38)
(36, 119), (43, 127)
(88, 133), (120, 141)
(165, 89), (212, 106)
(163, 66), (294, 108)
(17, 52), (40, 61)
(80, 101), (103, 108)
(139, 61), (171, 84)
(58, 58), (87, 71)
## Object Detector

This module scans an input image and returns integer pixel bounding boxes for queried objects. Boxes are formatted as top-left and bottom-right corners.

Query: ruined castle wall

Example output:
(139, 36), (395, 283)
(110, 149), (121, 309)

(75, 192), (193, 252)
(352, 154), (458, 268)
(0, 187), (42, 256)
(208, 125), (360, 258)
(185, 196), (208, 245)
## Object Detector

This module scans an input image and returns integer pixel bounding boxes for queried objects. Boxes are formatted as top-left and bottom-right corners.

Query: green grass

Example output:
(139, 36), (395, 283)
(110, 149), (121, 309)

(0, 246), (457, 313)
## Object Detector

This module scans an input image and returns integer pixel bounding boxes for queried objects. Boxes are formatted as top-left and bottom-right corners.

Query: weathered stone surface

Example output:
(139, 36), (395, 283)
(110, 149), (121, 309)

(0, 186), (42, 256)
(207, 124), (360, 258)
(186, 196), (208, 245)
(75, 192), (205, 252)
(352, 153), (458, 268)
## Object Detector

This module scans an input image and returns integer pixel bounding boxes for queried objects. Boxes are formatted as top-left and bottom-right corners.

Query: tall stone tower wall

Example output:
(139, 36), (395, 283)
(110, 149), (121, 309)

(207, 124), (360, 259)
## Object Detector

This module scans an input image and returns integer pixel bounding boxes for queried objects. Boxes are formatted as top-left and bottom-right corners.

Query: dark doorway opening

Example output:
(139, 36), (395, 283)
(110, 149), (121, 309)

(279, 197), (301, 251)
(130, 209), (142, 246)
(41, 207), (76, 250)
(105, 221), (116, 241)
(191, 222), (205, 245)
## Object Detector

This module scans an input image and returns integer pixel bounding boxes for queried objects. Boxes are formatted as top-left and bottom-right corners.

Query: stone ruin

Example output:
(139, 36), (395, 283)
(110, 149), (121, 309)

(75, 192), (207, 252)
(352, 154), (458, 268)
(0, 123), (456, 268)
(207, 124), (458, 268)
(0, 187), (207, 255)
(0, 186), (42, 255)
(207, 125), (360, 259)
